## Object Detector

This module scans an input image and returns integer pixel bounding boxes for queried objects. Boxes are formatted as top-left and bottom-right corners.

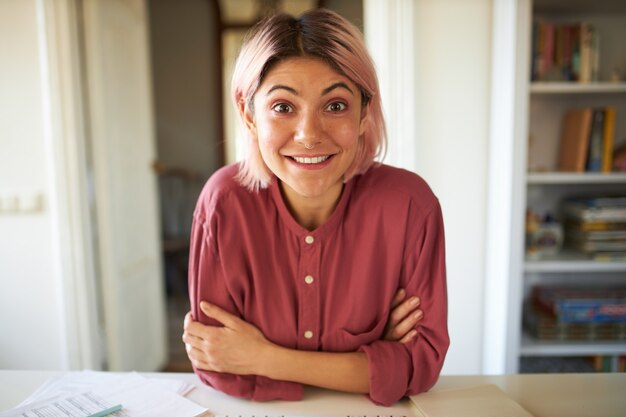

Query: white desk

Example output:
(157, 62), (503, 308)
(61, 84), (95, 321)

(1, 371), (625, 416)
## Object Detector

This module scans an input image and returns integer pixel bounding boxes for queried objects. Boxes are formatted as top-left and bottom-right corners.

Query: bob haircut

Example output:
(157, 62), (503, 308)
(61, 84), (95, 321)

(231, 8), (387, 191)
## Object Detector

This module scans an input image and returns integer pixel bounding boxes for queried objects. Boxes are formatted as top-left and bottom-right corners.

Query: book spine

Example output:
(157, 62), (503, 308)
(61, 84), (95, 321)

(571, 24), (581, 81)
(579, 23), (593, 83)
(601, 107), (616, 172)
(544, 23), (555, 80)
(586, 109), (605, 172)
(591, 26), (600, 82)
(557, 299), (626, 323)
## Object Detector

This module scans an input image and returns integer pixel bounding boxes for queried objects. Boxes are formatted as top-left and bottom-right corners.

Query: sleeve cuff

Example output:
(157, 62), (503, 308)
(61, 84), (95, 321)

(359, 340), (412, 406)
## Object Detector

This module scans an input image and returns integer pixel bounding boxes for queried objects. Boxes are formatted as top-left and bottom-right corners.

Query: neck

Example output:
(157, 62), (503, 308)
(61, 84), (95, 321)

(279, 182), (344, 231)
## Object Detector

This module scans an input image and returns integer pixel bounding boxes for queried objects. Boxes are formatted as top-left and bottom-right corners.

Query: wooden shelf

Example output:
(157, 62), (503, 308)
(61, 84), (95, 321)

(527, 172), (626, 184)
(530, 82), (626, 94)
(521, 332), (626, 357)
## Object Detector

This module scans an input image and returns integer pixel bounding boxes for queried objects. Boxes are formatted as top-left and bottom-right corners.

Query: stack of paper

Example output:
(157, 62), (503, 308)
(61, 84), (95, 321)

(410, 385), (534, 417)
(0, 371), (207, 417)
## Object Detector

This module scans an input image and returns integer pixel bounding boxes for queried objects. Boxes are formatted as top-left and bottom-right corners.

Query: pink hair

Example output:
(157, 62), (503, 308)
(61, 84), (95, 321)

(231, 8), (387, 191)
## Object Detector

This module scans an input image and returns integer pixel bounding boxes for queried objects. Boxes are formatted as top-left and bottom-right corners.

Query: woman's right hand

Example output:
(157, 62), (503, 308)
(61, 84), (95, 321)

(383, 288), (423, 344)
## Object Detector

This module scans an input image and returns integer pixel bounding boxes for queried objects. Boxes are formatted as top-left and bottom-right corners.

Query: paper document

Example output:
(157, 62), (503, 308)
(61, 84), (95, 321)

(0, 391), (119, 417)
(5, 371), (207, 417)
(409, 384), (534, 417)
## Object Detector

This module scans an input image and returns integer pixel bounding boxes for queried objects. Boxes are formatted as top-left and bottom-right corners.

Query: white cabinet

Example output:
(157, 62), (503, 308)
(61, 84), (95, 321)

(512, 0), (626, 373)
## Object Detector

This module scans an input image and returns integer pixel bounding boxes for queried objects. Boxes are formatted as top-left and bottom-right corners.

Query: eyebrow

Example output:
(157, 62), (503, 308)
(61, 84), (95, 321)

(265, 82), (355, 97)
(322, 82), (355, 96)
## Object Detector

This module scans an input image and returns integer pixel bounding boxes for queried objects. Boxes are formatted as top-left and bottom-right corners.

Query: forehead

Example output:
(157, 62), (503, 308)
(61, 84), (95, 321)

(260, 57), (355, 90)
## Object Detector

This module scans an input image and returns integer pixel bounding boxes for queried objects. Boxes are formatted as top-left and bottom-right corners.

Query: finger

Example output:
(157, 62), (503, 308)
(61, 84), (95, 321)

(200, 301), (241, 329)
(390, 288), (406, 309)
(389, 296), (421, 324)
(186, 346), (212, 371)
(391, 309), (423, 340)
(398, 329), (418, 344)
(184, 311), (193, 329)
(184, 318), (215, 338)
(182, 330), (205, 350)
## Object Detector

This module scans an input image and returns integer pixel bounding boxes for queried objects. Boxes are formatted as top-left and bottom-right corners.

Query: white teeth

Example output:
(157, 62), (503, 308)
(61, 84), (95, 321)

(293, 155), (330, 164)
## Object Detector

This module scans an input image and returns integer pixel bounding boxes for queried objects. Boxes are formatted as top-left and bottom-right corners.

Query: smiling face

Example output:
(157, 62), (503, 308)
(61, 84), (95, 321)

(242, 57), (368, 217)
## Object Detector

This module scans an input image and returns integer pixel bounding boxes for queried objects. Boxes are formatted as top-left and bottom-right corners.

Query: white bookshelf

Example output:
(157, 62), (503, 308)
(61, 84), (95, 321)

(509, 0), (626, 373)
(527, 172), (626, 184)
(521, 333), (626, 356)
(525, 259), (626, 273)
(530, 82), (626, 94)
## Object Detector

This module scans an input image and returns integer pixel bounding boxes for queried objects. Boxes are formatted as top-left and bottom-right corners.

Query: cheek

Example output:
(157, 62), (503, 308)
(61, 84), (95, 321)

(330, 123), (361, 148)
(256, 121), (287, 151)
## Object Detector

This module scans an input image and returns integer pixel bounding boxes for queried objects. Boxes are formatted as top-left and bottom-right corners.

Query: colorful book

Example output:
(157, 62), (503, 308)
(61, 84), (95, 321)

(532, 286), (626, 324)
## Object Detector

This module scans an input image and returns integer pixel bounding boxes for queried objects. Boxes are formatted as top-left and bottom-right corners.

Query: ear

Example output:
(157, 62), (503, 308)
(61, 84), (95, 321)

(238, 97), (257, 137)
(359, 102), (370, 136)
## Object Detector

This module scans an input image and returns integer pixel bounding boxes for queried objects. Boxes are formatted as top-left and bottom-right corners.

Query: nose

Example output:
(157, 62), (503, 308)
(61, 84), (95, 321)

(294, 110), (322, 149)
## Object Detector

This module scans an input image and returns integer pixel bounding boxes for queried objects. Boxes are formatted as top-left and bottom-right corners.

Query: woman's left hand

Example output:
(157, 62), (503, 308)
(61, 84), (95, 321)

(183, 302), (273, 375)
(383, 288), (423, 343)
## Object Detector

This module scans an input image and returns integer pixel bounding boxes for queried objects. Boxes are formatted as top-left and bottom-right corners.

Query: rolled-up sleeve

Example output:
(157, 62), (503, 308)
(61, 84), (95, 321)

(359, 201), (449, 406)
(188, 192), (303, 401)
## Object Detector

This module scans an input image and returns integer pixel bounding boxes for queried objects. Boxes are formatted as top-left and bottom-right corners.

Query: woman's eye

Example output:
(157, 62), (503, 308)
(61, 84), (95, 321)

(326, 102), (347, 112)
(272, 103), (293, 113)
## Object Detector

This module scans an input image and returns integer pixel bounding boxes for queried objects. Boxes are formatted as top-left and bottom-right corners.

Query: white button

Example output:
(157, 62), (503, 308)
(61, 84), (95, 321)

(305, 235), (314, 244)
(304, 275), (314, 284)
(304, 330), (313, 339)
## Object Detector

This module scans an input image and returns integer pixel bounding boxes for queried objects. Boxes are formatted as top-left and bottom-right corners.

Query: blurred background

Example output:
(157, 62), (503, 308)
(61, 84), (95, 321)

(1, 0), (625, 377)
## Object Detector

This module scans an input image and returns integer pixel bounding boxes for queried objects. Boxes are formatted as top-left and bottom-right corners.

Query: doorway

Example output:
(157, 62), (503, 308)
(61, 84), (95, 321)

(148, 0), (363, 372)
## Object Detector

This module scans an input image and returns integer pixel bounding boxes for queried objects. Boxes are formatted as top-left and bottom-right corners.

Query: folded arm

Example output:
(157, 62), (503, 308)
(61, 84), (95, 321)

(183, 291), (423, 394)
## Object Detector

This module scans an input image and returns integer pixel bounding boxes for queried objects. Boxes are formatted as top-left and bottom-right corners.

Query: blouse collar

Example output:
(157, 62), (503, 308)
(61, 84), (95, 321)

(269, 175), (355, 239)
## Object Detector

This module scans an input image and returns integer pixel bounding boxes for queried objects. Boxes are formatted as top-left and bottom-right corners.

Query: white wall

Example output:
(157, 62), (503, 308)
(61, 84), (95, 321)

(0, 0), (65, 369)
(366, 0), (493, 374)
(414, 0), (492, 375)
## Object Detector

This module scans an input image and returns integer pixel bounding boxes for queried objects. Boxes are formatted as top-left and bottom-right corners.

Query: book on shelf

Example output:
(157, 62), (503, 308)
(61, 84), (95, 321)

(532, 286), (626, 324)
(593, 355), (625, 372)
(524, 285), (626, 342)
(579, 22), (599, 83)
(561, 196), (626, 222)
(593, 251), (626, 262)
(567, 229), (626, 242)
(523, 302), (626, 341)
(566, 219), (626, 232)
(531, 20), (598, 82)
(567, 239), (626, 253)
(562, 197), (626, 257)
(558, 108), (593, 172)
(602, 107), (616, 173)
(586, 109), (605, 172)
(558, 107), (616, 173)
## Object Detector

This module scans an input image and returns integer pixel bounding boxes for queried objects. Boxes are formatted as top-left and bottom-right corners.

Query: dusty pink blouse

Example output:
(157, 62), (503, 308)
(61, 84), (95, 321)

(188, 163), (449, 406)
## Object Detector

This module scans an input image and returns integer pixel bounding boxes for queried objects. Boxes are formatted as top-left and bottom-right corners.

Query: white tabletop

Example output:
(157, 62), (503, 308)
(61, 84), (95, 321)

(1, 371), (625, 417)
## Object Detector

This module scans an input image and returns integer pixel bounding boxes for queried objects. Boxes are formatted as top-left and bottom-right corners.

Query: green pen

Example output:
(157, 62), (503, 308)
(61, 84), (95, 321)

(87, 403), (123, 417)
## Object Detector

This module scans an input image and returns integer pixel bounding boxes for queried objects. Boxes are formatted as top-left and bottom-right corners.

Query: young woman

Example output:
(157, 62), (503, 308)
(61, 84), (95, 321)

(182, 8), (449, 406)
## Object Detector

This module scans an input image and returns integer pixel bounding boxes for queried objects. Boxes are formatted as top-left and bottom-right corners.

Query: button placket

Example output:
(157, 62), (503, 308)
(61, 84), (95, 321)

(298, 234), (321, 350)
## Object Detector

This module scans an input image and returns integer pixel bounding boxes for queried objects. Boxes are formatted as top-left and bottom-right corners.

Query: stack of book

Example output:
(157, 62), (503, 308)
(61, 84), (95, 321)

(524, 285), (626, 341)
(531, 21), (598, 82)
(561, 196), (626, 260)
(558, 107), (616, 173)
